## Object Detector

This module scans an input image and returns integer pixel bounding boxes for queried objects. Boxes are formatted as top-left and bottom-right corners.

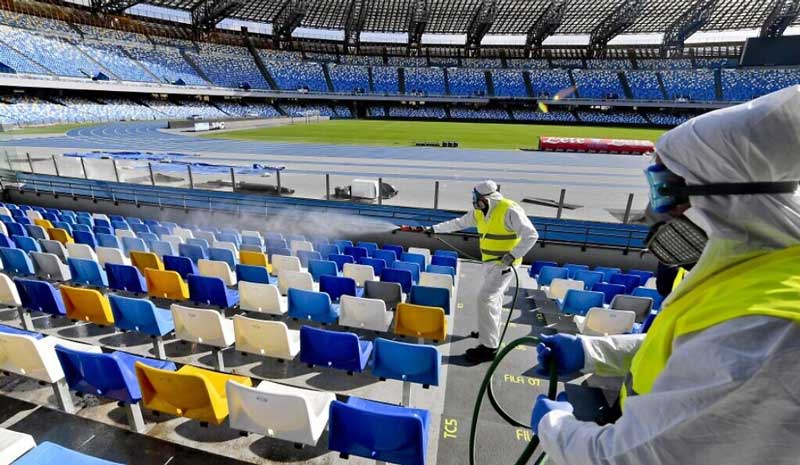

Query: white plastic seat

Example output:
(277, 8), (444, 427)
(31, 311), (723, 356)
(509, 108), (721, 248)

(574, 308), (636, 336)
(0, 333), (100, 383)
(161, 234), (185, 252)
(170, 304), (234, 348)
(239, 282), (286, 315)
(0, 273), (21, 307)
(0, 207), (10, 217)
(419, 271), (454, 293)
(96, 246), (130, 266)
(241, 230), (262, 239)
(278, 270), (314, 295)
(91, 213), (110, 223)
(644, 277), (658, 289)
(26, 210), (43, 221)
(290, 240), (314, 255)
(66, 243), (98, 263)
(408, 247), (431, 265)
(172, 228), (194, 241)
(213, 241), (238, 255)
(232, 316), (299, 359)
(0, 428), (35, 464)
(115, 229), (137, 240)
(24, 224), (46, 240)
(195, 231), (216, 244)
(40, 240), (68, 262)
(547, 278), (584, 300)
(272, 255), (301, 275)
(198, 259), (237, 286)
(227, 380), (335, 446)
(31, 252), (72, 281)
(339, 295), (392, 332)
(0, 222), (7, 237)
(343, 263), (376, 287)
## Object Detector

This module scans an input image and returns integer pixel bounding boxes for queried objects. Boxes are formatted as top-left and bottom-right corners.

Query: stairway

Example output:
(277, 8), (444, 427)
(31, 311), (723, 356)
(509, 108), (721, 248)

(398, 67), (406, 94)
(322, 63), (335, 92)
(485, 71), (495, 97)
(179, 50), (212, 84)
(656, 71), (669, 99)
(246, 38), (278, 89)
(522, 71), (534, 97)
(618, 71), (634, 99)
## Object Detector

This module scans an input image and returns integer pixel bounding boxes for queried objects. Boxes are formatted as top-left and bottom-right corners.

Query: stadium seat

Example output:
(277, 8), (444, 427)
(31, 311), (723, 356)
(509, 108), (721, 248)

(4, 223), (25, 238)
(40, 239), (68, 262)
(13, 441), (123, 465)
(573, 270), (604, 291)
(328, 397), (429, 465)
(109, 294), (174, 338)
(300, 325), (373, 373)
(149, 240), (173, 258)
(308, 259), (338, 282)
(297, 250), (322, 268)
(278, 270), (315, 295)
(320, 274), (360, 302)
(559, 289), (605, 316)
(163, 255), (197, 280)
(232, 315), (299, 360)
(0, 234), (13, 249)
(358, 242), (379, 256)
(563, 264), (590, 279)
(47, 228), (73, 245)
(591, 282), (627, 305)
(430, 255), (456, 269)
(401, 252), (426, 272)
(407, 247), (431, 265)
(97, 246), (130, 266)
(67, 257), (108, 287)
(60, 285), (114, 326)
(594, 266), (621, 282)
(227, 380), (335, 446)
(0, 247), (35, 275)
(239, 250), (269, 268)
(334, 240), (354, 250)
(105, 263), (147, 293)
(15, 278), (67, 320)
(546, 278), (585, 300)
(610, 273), (641, 294)
(318, 244), (340, 260)
(373, 249), (397, 267)
(343, 263), (376, 287)
(339, 292), (392, 330)
(208, 247), (237, 269)
(372, 338), (440, 387)
(381, 268), (413, 294)
(383, 244), (404, 258)
(67, 243), (98, 262)
(130, 251), (163, 275)
(358, 256), (387, 276)
(632, 286), (664, 310)
(31, 252), (71, 281)
(394, 303), (447, 341)
(179, 243), (207, 263)
(611, 294), (654, 321)
(198, 259), (237, 286)
(0, 274), (21, 308)
(537, 266), (570, 287)
(172, 227), (194, 241)
(409, 285), (450, 315)
(161, 235), (184, 252)
(364, 280), (403, 311)
(13, 236), (40, 253)
(426, 264), (456, 277)
(96, 233), (122, 250)
(24, 224), (47, 240)
(574, 308), (636, 336)
(188, 274), (239, 307)
(145, 268), (189, 300)
(272, 254), (301, 275)
(239, 281), (285, 315)
(171, 303), (234, 348)
(236, 264), (274, 284)
(135, 362), (252, 425)
(287, 288), (339, 324)
(122, 237), (148, 256)
(329, 254), (355, 272)
(0, 428), (34, 464)
(343, 246), (368, 262)
(419, 271), (453, 292)
(290, 240), (314, 256)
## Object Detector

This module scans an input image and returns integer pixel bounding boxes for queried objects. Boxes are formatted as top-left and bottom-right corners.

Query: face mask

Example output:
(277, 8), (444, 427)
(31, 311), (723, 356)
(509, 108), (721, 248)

(472, 190), (487, 210)
(646, 216), (708, 267)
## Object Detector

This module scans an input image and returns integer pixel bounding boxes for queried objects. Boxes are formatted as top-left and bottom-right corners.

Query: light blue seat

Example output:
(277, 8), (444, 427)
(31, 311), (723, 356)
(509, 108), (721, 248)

(14, 442), (124, 465)
(137, 232), (159, 246)
(300, 325), (372, 373)
(68, 257), (108, 287)
(150, 240), (175, 257)
(426, 264), (455, 277)
(163, 255), (197, 280)
(187, 274), (239, 308)
(318, 244), (340, 260)
(564, 264), (590, 279)
(372, 338), (440, 387)
(329, 397), (429, 465)
(187, 238), (210, 253)
(241, 235), (264, 248)
(15, 277), (66, 316)
(122, 236), (148, 256)
(297, 250), (322, 268)
(381, 268), (413, 294)
(538, 266), (569, 287)
(52, 221), (73, 235)
(74, 230), (98, 249)
(179, 243), (207, 263)
(217, 231), (240, 246)
(287, 288), (339, 324)
(286, 234), (306, 242)
(610, 273), (641, 294)
(152, 225), (171, 237)
(401, 253), (426, 272)
(265, 232), (284, 241)
(236, 264), (276, 284)
(343, 246), (368, 262)
(126, 216), (143, 225)
(433, 250), (458, 260)
(430, 255), (456, 269)
(308, 259), (338, 283)
(208, 247), (237, 269)
(409, 285), (450, 315)
(333, 240), (353, 250)
(593, 266), (621, 282)
(560, 289), (605, 316)
(72, 224), (91, 233)
(329, 254), (355, 272)
(573, 270), (604, 291)
(13, 236), (40, 253)
(105, 263), (147, 293)
(632, 287), (664, 310)
(358, 257), (386, 276)
(320, 275), (361, 302)
(393, 261), (420, 284)
(357, 242), (378, 256)
(97, 233), (121, 249)
(23, 224), (47, 240)
(111, 220), (129, 231)
(109, 294), (174, 336)
(131, 223), (151, 234)
(0, 247), (35, 275)
(591, 282), (627, 305)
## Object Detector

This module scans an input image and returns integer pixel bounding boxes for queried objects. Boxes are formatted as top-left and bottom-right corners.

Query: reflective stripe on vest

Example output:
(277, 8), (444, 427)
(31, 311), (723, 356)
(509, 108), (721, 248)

(474, 198), (522, 265)
(620, 245), (800, 409)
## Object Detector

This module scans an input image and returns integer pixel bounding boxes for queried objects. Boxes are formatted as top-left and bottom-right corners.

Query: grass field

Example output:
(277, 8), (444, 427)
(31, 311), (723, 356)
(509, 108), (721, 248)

(3, 123), (97, 136)
(202, 120), (667, 150)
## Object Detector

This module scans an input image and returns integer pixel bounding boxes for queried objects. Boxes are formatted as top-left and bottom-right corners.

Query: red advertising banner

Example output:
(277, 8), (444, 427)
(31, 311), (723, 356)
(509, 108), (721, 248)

(539, 137), (655, 155)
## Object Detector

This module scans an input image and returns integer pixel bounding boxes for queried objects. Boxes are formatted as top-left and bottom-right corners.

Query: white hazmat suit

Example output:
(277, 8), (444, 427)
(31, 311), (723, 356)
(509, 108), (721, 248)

(538, 86), (800, 465)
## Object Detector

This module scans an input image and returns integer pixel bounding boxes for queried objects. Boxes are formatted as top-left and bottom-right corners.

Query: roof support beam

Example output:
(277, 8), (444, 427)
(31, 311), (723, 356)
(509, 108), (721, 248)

(465, 0), (497, 55)
(344, 0), (369, 54)
(407, 0), (428, 55)
(90, 0), (142, 15)
(272, 0), (308, 47)
(660, 0), (717, 57)
(191, 0), (242, 34)
(525, 0), (568, 57)
(588, 0), (645, 57)
(761, 0), (800, 37)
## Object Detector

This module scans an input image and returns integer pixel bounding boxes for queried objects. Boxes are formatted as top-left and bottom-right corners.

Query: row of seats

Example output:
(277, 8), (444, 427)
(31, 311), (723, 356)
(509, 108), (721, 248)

(0, 427), (121, 465)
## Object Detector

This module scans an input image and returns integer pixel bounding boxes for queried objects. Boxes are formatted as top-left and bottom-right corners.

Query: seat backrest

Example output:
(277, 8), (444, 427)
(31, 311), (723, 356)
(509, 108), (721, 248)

(419, 272), (453, 292)
(23, 224), (46, 240)
(266, 238), (288, 250)
(0, 247), (34, 275)
(240, 250), (268, 267)
(407, 247), (431, 265)
(333, 240), (354, 250)
(198, 259), (236, 286)
(318, 244), (340, 260)
(583, 308), (636, 336)
(135, 363), (226, 424)
(278, 270), (314, 295)
(68, 243), (99, 262)
(372, 337), (440, 386)
(13, 236), (40, 253)
(60, 285), (114, 325)
(31, 252), (70, 281)
(610, 294), (653, 320)
(393, 261), (420, 283)
(381, 267), (413, 293)
(4, 223), (26, 238)
(364, 280), (403, 311)
(235, 264), (271, 284)
(194, 231), (216, 245)
(328, 254), (355, 272)
(564, 264), (590, 279)
(232, 317), (297, 359)
(538, 266), (570, 287)
(72, 230), (97, 249)
(272, 254), (301, 274)
(163, 255), (197, 279)
(573, 270), (604, 291)
(212, 241), (238, 259)
(105, 263), (147, 293)
(96, 246), (127, 266)
(357, 257), (386, 276)
(0, 234), (13, 248)
(307, 259), (337, 282)
(290, 240), (314, 255)
(208, 248), (236, 269)
(631, 286), (664, 310)
(131, 223), (151, 234)
(357, 242), (378, 254)
(171, 304), (232, 347)
(430, 255), (457, 269)
(343, 263), (375, 287)
(188, 274), (237, 307)
(149, 240), (175, 258)
(627, 269), (654, 286)
(343, 246), (368, 262)
(320, 274), (357, 302)
(561, 289), (605, 316)
(67, 258), (107, 287)
(591, 282), (627, 305)
(426, 264), (456, 277)
(179, 243), (207, 263)
(109, 294), (171, 336)
(372, 249), (396, 267)
(172, 227), (194, 240)
(96, 233), (121, 249)
(287, 288), (337, 323)
(0, 273), (21, 306)
(15, 278), (66, 315)
(401, 252), (426, 271)
(547, 278), (584, 300)
(161, 235), (184, 250)
(217, 232), (240, 246)
(0, 333), (68, 382)
(299, 325), (366, 372)
(394, 303), (446, 341)
(130, 251), (163, 274)
(40, 240), (68, 261)
(239, 282), (282, 314)
(610, 273), (641, 293)
(339, 295), (390, 332)
(409, 285), (450, 315)
(145, 268), (188, 300)
(296, 250), (322, 268)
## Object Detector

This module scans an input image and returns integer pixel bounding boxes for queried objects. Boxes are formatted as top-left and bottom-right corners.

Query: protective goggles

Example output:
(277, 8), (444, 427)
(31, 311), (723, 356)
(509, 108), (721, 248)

(645, 164), (800, 214)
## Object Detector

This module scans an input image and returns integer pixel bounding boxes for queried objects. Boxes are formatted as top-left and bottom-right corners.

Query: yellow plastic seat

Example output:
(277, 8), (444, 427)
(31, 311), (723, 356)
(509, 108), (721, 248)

(60, 285), (115, 326)
(130, 251), (163, 275)
(394, 303), (447, 342)
(135, 362), (252, 425)
(34, 219), (54, 229)
(145, 268), (188, 300)
(47, 228), (74, 245)
(240, 251), (271, 272)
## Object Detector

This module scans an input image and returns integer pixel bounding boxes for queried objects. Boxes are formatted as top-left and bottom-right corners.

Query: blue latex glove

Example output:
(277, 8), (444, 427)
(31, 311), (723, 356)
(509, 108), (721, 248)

(536, 333), (585, 376)
(531, 392), (573, 435)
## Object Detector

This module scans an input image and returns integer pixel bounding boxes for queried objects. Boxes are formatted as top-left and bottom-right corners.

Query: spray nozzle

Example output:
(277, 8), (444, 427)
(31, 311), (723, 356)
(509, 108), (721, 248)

(393, 225), (425, 234)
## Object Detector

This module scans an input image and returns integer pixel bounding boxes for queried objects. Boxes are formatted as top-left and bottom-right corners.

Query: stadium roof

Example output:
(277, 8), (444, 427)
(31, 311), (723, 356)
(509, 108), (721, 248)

(142, 0), (798, 35)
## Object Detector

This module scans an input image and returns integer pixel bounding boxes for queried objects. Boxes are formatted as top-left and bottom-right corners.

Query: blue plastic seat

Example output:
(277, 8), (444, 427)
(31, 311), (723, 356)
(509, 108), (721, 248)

(287, 288), (339, 324)
(72, 224), (91, 233)
(373, 249), (397, 267)
(559, 289), (605, 316)
(186, 238), (210, 253)
(0, 324), (43, 338)
(14, 217), (31, 226)
(13, 236), (40, 253)
(42, 212), (59, 222)
(131, 223), (151, 234)
(573, 270), (604, 291)
(564, 264), (590, 279)
(266, 238), (288, 250)
(111, 220), (129, 231)
(329, 397), (429, 465)
(591, 282), (627, 305)
(409, 285), (450, 315)
(15, 278), (66, 316)
(23, 224), (47, 240)
(163, 255), (197, 280)
(144, 219), (160, 228)
(431, 255), (456, 269)
(74, 230), (98, 249)
(632, 286), (664, 310)
(286, 234), (306, 242)
(0, 247), (35, 275)
(358, 257), (386, 276)
(0, 234), (13, 249)
(188, 274), (239, 307)
(297, 250), (322, 268)
(95, 219), (112, 230)
(267, 247), (291, 260)
(109, 215), (125, 223)
(137, 232), (159, 246)
(372, 338), (440, 387)
(5, 222), (26, 237)
(381, 268), (413, 294)
(318, 244), (340, 260)
(320, 275), (361, 302)
(217, 231), (240, 245)
(13, 442), (124, 465)
(433, 249), (458, 260)
(179, 243), (207, 263)
(150, 240), (175, 257)
(401, 253), (426, 272)
(308, 259), (338, 282)
(311, 239), (329, 251)
(627, 269), (654, 286)
(593, 266), (621, 282)
(265, 232), (284, 241)
(109, 294), (174, 336)
(152, 225), (171, 237)
(343, 246), (368, 262)
(329, 254), (355, 272)
(55, 346), (175, 404)
(357, 242), (378, 256)
(300, 325), (372, 373)
(76, 216), (93, 228)
(236, 264), (275, 284)
(106, 263), (147, 293)
(122, 236), (148, 256)
(333, 239), (354, 250)
(94, 226), (113, 236)
(383, 244), (404, 258)
(68, 257), (109, 287)
(610, 273), (641, 294)
(126, 216), (143, 225)
(241, 235), (264, 248)
(538, 266), (569, 287)
(426, 264), (455, 277)
(208, 247), (237, 269)
(52, 221), (73, 235)
(393, 261), (420, 284)
(96, 233), (121, 249)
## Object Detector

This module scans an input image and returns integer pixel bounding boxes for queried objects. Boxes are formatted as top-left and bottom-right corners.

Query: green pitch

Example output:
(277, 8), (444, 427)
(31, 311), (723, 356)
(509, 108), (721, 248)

(202, 119), (667, 150)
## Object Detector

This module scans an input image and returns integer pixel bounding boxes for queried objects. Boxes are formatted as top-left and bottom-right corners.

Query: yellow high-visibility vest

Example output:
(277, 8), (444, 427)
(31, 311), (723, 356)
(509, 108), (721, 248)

(621, 245), (800, 408)
(474, 198), (522, 265)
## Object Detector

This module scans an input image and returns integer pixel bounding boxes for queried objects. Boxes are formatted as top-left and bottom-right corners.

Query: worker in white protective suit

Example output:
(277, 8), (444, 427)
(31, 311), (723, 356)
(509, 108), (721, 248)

(428, 181), (538, 363)
(530, 86), (800, 465)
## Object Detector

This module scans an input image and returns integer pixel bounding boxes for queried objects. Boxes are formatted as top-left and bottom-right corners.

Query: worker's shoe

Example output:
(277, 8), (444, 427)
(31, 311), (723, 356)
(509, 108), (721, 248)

(465, 345), (497, 363)
(469, 331), (479, 339)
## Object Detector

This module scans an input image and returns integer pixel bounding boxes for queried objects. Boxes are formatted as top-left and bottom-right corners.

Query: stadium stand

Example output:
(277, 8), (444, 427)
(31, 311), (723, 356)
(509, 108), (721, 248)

(371, 66), (400, 94)
(573, 70), (625, 99)
(721, 68), (800, 102)
(446, 67), (487, 96)
(491, 69), (529, 97)
(404, 67), (447, 95)
(512, 109), (576, 122)
(187, 46), (270, 90)
(262, 57), (328, 92)
(449, 107), (509, 120)
(528, 69), (573, 98)
(388, 105), (447, 119)
(577, 110), (648, 125)
(625, 71), (665, 100)
(661, 69), (717, 101)
(327, 64), (370, 93)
